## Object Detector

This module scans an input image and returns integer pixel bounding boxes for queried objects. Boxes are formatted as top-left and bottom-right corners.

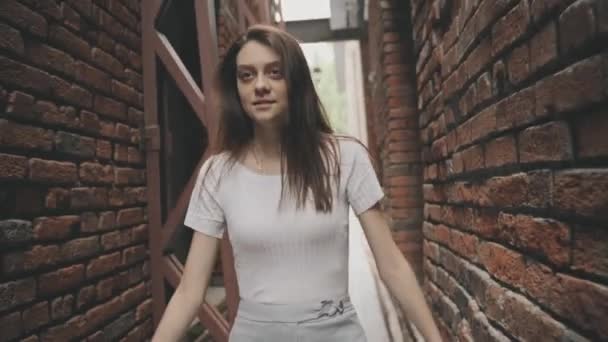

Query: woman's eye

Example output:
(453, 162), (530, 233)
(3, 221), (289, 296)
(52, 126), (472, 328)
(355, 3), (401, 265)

(269, 69), (283, 78)
(238, 71), (253, 81)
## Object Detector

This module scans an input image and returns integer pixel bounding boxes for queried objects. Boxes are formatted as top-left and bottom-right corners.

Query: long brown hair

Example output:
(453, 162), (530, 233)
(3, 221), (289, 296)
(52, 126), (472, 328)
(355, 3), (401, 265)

(211, 24), (341, 212)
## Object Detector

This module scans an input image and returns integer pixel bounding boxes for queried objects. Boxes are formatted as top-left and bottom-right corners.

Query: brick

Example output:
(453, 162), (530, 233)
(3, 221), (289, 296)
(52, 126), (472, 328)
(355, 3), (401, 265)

(97, 139), (113, 160)
(121, 282), (146, 308)
(115, 44), (141, 71)
(573, 224), (608, 278)
(507, 43), (530, 85)
(2, 245), (60, 275)
(115, 167), (144, 185)
(464, 37), (491, 83)
(485, 135), (517, 167)
(91, 47), (123, 77)
(114, 144), (129, 162)
(21, 0), (63, 20)
(104, 311), (136, 341)
(470, 106), (496, 143)
(33, 216), (78, 240)
(459, 83), (477, 118)
(29, 158), (78, 184)
(0, 0), (48, 37)
(0, 277), (36, 312)
(0, 311), (22, 340)
(35, 101), (80, 129)
(484, 281), (587, 342)
(61, 2), (81, 30)
(0, 22), (24, 54)
(100, 120), (117, 138)
(80, 162), (114, 184)
(478, 173), (529, 208)
(475, 72), (492, 105)
(52, 77), (93, 108)
(498, 213), (570, 266)
(542, 274), (608, 338)
(39, 265), (85, 296)
(83, 296), (123, 332)
(0, 119), (54, 151)
(131, 224), (148, 243)
(0, 219), (33, 247)
(51, 294), (74, 321)
(45, 188), (71, 210)
(456, 119), (472, 148)
(116, 122), (131, 140)
(135, 298), (152, 321)
(49, 24), (90, 60)
(122, 245), (147, 266)
(55, 131), (96, 159)
(492, 0), (530, 56)
(535, 54), (605, 117)
(497, 87), (535, 131)
(23, 301), (49, 332)
(74, 61), (111, 92)
(519, 121), (573, 163)
(97, 275), (120, 301)
(124, 69), (143, 91)
(94, 95), (127, 120)
(6, 90), (35, 117)
(77, 285), (96, 310)
(99, 212), (117, 231)
(116, 208), (144, 227)
(41, 314), (87, 341)
(101, 229), (131, 250)
(127, 147), (143, 164)
(576, 111), (608, 158)
(80, 110), (101, 134)
(530, 0), (574, 22)
(112, 80), (140, 107)
(70, 187), (108, 209)
(554, 169), (608, 219)
(0, 153), (28, 180)
(87, 252), (121, 278)
(61, 236), (100, 262)
(462, 144), (484, 171)
(530, 22), (557, 72)
(26, 42), (76, 76)
(559, 0), (596, 55)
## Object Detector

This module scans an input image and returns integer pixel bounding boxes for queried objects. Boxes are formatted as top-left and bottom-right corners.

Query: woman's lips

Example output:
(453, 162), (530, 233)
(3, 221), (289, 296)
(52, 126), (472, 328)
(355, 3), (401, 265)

(253, 100), (275, 105)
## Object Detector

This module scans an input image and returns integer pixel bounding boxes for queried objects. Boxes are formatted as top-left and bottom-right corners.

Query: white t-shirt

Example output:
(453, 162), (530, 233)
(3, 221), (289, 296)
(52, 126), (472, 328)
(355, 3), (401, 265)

(184, 138), (384, 304)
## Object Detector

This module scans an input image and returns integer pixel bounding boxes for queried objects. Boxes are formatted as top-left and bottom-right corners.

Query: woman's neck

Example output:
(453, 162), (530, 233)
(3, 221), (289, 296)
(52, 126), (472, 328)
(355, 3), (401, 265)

(252, 124), (281, 159)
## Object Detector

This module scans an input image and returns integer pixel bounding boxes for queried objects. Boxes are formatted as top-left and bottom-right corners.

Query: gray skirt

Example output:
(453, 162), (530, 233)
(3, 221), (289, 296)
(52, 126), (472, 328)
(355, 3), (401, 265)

(229, 295), (368, 342)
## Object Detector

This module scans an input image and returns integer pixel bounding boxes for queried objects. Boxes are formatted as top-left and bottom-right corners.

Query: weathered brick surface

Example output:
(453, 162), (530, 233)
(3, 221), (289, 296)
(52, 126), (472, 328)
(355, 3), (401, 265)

(364, 0), (608, 340)
(0, 1), (150, 340)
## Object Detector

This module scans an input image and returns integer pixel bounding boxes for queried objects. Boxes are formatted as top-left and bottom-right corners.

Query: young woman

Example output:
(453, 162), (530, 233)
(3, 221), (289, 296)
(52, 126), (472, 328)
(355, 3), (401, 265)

(152, 24), (442, 342)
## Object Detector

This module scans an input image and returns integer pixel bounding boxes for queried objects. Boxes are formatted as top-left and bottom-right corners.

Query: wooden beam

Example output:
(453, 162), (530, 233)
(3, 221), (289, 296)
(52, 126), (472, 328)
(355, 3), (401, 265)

(153, 31), (208, 125)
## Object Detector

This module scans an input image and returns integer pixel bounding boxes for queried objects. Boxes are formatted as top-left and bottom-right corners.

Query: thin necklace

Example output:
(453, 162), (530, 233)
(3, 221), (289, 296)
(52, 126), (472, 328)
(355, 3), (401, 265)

(252, 143), (264, 173)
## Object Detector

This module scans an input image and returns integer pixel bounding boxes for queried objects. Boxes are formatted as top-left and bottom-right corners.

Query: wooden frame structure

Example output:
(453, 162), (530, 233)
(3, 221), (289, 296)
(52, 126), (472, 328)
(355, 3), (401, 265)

(142, 1), (282, 341)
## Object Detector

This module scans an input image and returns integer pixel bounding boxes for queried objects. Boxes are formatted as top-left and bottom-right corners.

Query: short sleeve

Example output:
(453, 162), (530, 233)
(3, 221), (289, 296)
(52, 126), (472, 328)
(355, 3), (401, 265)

(345, 141), (384, 215)
(183, 156), (226, 238)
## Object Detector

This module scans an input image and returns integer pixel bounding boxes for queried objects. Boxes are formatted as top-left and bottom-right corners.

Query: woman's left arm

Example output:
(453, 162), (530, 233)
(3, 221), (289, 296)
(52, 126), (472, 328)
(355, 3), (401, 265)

(358, 205), (443, 342)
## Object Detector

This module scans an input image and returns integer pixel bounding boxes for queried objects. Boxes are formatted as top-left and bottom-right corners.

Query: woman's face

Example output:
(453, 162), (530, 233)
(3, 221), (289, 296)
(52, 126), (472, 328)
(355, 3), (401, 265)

(236, 41), (289, 126)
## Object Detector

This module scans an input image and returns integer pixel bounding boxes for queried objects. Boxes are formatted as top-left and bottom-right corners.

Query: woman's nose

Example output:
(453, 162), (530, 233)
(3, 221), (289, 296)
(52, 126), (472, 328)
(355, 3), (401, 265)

(254, 75), (270, 92)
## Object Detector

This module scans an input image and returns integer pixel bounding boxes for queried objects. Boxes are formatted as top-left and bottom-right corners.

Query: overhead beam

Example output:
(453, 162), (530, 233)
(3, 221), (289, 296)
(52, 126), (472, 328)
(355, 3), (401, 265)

(285, 18), (364, 43)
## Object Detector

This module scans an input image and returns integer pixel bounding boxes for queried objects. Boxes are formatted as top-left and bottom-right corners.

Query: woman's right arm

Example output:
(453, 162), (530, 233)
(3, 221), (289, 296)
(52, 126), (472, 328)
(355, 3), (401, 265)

(151, 231), (221, 342)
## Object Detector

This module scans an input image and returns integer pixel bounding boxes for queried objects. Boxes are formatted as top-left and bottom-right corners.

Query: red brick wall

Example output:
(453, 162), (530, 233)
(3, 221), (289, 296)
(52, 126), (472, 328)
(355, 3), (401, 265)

(410, 0), (607, 340)
(365, 0), (425, 277)
(0, 1), (151, 341)
(366, 0), (607, 340)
